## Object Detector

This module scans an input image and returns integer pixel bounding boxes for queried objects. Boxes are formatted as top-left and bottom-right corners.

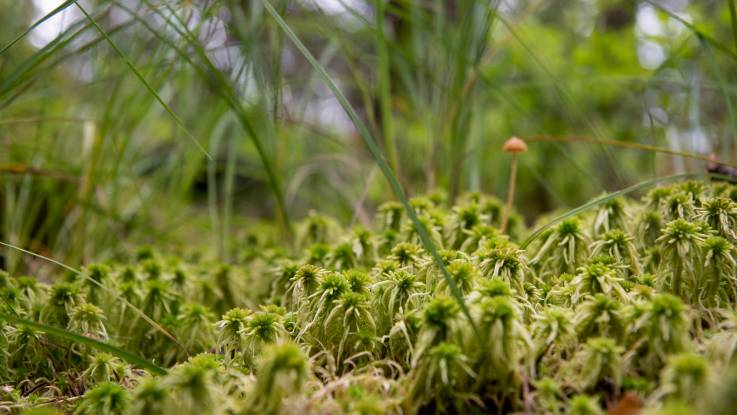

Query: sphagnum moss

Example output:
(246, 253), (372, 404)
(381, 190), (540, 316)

(5, 181), (737, 414)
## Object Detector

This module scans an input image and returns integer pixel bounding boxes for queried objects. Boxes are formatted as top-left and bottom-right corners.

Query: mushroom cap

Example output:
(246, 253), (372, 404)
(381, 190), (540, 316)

(502, 136), (528, 153)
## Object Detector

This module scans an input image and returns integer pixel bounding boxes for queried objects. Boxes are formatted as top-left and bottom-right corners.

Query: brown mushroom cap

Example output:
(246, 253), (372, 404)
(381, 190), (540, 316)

(502, 136), (527, 153)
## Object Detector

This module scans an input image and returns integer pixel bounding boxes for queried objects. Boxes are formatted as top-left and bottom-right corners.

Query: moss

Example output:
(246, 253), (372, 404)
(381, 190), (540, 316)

(5, 181), (737, 414)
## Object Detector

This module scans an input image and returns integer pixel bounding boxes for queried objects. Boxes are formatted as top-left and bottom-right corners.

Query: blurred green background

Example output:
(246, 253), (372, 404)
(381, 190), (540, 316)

(1, 0), (736, 272)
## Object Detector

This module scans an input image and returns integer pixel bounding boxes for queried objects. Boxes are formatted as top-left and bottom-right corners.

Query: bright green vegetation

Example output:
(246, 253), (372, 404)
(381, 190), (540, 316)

(3, 180), (737, 414)
(3, 1), (737, 414)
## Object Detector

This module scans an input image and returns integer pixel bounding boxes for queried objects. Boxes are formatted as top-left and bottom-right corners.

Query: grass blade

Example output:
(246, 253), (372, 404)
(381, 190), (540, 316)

(375, 0), (398, 177)
(646, 0), (737, 61)
(702, 40), (737, 160)
(521, 172), (703, 248)
(0, 312), (167, 375)
(121, 0), (293, 236)
(0, 241), (182, 348)
(524, 135), (737, 169)
(72, 1), (212, 160)
(730, 0), (737, 54)
(494, 11), (624, 189)
(260, 0), (477, 331)
(0, 0), (76, 55)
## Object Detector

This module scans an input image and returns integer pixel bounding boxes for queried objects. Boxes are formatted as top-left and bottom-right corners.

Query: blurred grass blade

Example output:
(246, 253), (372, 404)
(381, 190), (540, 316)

(260, 0), (477, 330)
(375, 0), (398, 176)
(521, 173), (700, 248)
(0, 313), (167, 375)
(0, 240), (80, 275)
(0, 241), (182, 347)
(0, 163), (76, 181)
(702, 40), (737, 154)
(0, 13), (138, 108)
(124, 0), (292, 236)
(646, 0), (737, 61)
(495, 12), (623, 188)
(525, 135), (737, 169)
(730, 0), (737, 53)
(0, 0), (75, 55)
(73, 1), (212, 160)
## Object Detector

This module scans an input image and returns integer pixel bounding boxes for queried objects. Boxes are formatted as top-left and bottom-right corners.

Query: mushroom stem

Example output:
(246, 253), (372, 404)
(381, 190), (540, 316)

(501, 154), (518, 234)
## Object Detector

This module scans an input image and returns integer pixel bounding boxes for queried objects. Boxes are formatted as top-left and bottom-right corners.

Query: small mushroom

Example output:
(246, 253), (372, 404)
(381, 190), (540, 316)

(501, 137), (527, 233)
(502, 136), (528, 154)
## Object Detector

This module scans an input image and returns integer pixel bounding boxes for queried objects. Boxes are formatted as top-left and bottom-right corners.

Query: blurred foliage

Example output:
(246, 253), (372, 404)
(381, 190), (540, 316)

(0, 0), (736, 271)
